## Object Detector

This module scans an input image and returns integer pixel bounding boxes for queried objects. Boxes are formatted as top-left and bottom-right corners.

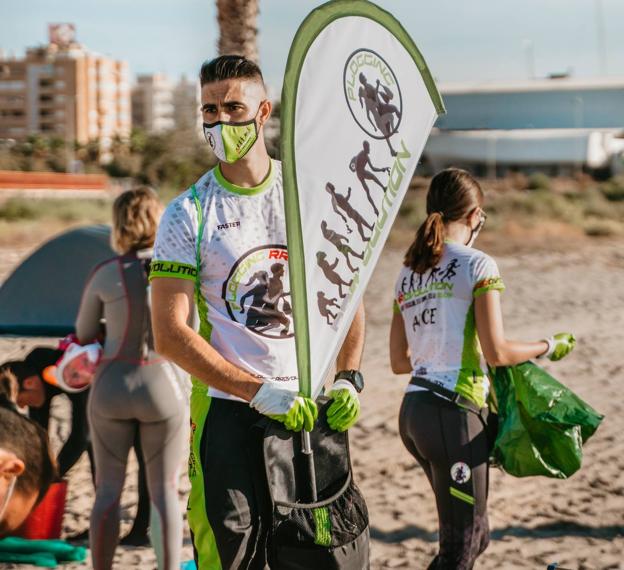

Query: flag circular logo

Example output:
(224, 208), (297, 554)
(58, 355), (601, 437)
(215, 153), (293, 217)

(343, 48), (403, 140)
(221, 244), (294, 339)
(450, 462), (471, 484)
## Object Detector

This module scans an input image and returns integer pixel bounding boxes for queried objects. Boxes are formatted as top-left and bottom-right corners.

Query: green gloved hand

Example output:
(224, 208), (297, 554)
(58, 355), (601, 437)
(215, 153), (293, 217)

(249, 383), (318, 431)
(541, 332), (576, 361)
(326, 380), (361, 432)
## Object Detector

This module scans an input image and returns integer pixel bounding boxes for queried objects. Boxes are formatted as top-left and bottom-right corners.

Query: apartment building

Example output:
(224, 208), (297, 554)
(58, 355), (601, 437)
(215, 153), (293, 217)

(132, 73), (201, 135)
(0, 24), (131, 146)
(131, 73), (175, 133)
(172, 75), (201, 135)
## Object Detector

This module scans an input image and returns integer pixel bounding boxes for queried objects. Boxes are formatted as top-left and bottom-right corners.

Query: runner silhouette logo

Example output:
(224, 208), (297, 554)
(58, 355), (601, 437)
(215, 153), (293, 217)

(343, 49), (403, 141)
(450, 462), (471, 484)
(221, 244), (294, 339)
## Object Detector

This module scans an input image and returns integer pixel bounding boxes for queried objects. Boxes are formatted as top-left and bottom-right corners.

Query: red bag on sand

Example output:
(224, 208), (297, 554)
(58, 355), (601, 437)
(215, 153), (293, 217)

(17, 480), (68, 539)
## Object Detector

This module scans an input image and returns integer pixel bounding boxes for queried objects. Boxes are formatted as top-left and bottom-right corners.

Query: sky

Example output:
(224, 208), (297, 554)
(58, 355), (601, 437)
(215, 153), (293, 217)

(2, 0), (624, 93)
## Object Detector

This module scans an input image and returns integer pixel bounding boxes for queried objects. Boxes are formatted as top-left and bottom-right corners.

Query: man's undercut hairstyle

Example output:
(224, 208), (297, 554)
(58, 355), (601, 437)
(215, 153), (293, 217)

(0, 404), (57, 503)
(200, 55), (264, 87)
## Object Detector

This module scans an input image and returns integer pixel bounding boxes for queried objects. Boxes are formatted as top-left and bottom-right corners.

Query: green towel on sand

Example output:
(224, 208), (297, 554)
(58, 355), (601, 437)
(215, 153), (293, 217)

(0, 537), (86, 567)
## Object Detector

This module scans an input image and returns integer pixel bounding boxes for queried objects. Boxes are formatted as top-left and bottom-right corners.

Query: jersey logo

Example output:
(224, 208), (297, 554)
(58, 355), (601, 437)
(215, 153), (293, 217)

(217, 220), (241, 231)
(222, 244), (294, 339)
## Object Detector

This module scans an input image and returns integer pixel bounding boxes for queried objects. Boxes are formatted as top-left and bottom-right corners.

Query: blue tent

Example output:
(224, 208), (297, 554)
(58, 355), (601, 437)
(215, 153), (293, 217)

(0, 225), (114, 336)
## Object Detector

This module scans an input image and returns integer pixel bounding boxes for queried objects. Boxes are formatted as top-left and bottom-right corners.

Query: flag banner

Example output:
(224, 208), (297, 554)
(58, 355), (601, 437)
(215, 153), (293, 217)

(282, 0), (445, 398)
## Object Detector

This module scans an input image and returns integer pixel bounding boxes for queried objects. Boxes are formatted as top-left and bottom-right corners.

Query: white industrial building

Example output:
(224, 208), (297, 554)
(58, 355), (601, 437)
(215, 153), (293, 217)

(423, 77), (624, 176)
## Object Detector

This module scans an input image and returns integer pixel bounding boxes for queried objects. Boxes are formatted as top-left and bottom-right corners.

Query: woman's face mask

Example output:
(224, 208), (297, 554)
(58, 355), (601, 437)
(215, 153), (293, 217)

(203, 102), (264, 164)
(465, 208), (487, 247)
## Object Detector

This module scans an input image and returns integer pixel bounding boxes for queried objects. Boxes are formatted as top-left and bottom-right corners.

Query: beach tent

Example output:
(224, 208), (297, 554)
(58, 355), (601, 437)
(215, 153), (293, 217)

(0, 225), (114, 336)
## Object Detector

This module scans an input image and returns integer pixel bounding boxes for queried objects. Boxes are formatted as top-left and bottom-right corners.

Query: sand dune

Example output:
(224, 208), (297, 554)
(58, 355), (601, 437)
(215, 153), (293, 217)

(1, 238), (622, 569)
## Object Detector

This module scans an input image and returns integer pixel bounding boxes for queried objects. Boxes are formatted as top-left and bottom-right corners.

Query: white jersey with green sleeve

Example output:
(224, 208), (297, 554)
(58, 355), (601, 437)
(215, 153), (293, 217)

(393, 241), (505, 407)
(150, 160), (298, 401)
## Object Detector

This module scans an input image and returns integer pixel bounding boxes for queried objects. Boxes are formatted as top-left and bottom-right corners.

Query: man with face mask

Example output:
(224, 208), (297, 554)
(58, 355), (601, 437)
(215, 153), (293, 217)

(150, 55), (366, 568)
(0, 371), (57, 537)
(0, 348), (151, 545)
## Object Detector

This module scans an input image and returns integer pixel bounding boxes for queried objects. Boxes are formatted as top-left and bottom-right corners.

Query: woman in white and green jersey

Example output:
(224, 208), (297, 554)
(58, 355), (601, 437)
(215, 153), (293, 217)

(389, 168), (576, 569)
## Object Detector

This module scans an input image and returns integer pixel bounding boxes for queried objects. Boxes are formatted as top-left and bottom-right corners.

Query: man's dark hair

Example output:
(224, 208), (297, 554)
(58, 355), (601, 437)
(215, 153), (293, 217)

(200, 55), (264, 87)
(0, 402), (57, 503)
(0, 361), (36, 390)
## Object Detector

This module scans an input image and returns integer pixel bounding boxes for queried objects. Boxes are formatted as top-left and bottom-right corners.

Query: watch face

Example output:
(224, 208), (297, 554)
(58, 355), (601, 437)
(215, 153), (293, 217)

(352, 371), (364, 392)
(337, 370), (364, 392)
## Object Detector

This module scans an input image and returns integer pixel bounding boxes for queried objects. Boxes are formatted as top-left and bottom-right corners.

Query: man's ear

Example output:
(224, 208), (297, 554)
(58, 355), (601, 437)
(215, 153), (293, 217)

(0, 453), (25, 477)
(258, 99), (272, 128)
(22, 376), (40, 391)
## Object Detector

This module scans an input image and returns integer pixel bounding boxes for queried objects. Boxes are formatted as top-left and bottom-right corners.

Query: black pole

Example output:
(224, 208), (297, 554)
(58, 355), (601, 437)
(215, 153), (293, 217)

(301, 430), (317, 502)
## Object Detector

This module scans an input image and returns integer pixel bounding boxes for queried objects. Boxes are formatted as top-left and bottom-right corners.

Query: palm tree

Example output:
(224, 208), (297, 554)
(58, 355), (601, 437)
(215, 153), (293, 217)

(216, 0), (259, 63)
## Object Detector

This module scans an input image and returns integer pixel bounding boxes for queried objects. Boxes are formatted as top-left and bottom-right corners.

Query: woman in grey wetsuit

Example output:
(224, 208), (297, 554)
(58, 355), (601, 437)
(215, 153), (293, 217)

(75, 187), (188, 570)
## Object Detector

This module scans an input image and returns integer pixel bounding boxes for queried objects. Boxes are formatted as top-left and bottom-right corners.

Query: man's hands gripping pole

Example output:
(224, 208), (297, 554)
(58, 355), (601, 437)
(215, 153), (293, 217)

(250, 383), (318, 431)
(326, 379), (361, 432)
(250, 380), (360, 433)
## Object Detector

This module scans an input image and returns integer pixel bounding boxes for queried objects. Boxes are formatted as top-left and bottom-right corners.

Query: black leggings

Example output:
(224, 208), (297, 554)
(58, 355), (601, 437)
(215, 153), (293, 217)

(399, 391), (491, 570)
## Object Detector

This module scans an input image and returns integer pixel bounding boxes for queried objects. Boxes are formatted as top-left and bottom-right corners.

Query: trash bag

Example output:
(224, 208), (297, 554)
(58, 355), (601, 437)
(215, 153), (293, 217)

(491, 361), (603, 478)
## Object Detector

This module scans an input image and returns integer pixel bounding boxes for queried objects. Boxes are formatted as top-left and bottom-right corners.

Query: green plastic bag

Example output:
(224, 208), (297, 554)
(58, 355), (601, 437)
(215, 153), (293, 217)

(492, 361), (603, 478)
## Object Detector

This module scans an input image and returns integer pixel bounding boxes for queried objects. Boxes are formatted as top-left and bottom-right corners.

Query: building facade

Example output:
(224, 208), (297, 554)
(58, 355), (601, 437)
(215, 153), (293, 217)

(423, 77), (624, 176)
(132, 73), (201, 136)
(132, 73), (175, 134)
(0, 24), (131, 146)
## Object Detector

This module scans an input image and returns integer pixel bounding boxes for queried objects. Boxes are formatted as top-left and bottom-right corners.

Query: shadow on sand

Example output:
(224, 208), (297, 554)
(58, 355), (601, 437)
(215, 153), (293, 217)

(370, 521), (624, 544)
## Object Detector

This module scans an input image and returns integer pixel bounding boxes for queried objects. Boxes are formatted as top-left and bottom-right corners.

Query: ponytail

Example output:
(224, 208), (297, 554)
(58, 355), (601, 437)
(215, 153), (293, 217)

(404, 212), (446, 274)
(403, 168), (483, 274)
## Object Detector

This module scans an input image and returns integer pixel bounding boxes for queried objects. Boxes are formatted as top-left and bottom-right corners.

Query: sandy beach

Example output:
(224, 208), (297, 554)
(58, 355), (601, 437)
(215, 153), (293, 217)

(1, 235), (623, 569)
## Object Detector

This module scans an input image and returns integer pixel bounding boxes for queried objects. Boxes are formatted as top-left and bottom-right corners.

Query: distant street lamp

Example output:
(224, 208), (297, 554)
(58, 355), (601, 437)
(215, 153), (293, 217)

(522, 39), (536, 80)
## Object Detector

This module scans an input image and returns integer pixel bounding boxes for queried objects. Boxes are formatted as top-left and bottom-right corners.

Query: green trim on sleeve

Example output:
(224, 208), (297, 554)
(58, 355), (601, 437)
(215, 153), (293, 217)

(473, 277), (505, 298)
(214, 160), (275, 196)
(149, 261), (197, 281)
(392, 300), (401, 314)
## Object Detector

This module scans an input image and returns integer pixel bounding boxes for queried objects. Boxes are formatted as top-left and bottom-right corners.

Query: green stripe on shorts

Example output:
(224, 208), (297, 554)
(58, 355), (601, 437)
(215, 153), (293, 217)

(450, 486), (475, 505)
(187, 387), (221, 569)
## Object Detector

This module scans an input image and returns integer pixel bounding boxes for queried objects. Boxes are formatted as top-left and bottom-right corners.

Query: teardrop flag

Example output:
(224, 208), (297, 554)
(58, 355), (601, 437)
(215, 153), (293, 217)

(281, 0), (445, 398)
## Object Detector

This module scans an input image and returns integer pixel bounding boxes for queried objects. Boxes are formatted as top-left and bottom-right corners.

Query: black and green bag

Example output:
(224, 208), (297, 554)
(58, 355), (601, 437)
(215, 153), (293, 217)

(492, 361), (603, 478)
(262, 399), (369, 569)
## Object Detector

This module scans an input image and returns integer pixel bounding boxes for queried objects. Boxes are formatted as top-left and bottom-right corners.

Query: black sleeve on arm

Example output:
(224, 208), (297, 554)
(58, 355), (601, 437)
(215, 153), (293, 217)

(56, 389), (91, 477)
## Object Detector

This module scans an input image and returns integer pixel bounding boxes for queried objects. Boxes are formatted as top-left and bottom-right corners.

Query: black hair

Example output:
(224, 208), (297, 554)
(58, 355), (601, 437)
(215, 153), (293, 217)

(0, 361), (35, 390)
(199, 55), (264, 87)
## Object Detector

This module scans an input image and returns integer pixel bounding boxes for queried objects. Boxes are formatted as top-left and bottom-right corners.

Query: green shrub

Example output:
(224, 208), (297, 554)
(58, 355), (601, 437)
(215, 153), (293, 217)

(601, 176), (624, 202)
(526, 172), (552, 191)
(0, 197), (112, 224)
(0, 198), (38, 221)
(584, 219), (623, 237)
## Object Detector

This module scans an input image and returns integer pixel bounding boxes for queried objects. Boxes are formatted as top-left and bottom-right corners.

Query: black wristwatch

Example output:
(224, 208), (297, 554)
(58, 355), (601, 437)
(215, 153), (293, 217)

(334, 370), (364, 393)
